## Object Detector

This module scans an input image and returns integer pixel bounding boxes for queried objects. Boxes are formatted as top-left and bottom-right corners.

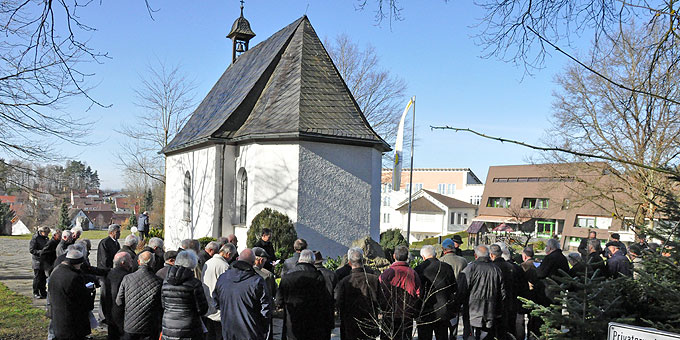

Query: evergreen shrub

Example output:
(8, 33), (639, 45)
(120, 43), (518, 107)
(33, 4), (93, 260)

(246, 208), (297, 261)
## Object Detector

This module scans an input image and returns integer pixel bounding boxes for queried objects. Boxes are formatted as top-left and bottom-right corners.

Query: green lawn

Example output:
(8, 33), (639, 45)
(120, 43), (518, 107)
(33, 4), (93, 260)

(0, 282), (49, 340)
(0, 229), (132, 241)
(410, 231), (470, 250)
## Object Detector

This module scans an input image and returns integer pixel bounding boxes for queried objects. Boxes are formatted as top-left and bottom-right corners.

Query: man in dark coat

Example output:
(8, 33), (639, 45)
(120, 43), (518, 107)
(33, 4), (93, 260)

(101, 252), (133, 340)
(156, 250), (177, 280)
(536, 239), (569, 302)
(253, 247), (277, 340)
(457, 245), (506, 340)
(379, 245), (421, 340)
(198, 241), (219, 273)
(117, 234), (139, 272)
(253, 228), (277, 272)
(277, 249), (334, 340)
(585, 239), (607, 278)
(40, 228), (62, 277)
(29, 226), (50, 298)
(56, 230), (74, 257)
(414, 245), (456, 340)
(141, 237), (165, 274)
(214, 249), (272, 340)
(520, 247), (545, 338)
(578, 230), (600, 258)
(335, 247), (381, 340)
(281, 238), (307, 276)
(137, 211), (150, 240)
(606, 241), (632, 277)
(314, 251), (338, 298)
(490, 244), (521, 340)
(452, 234), (465, 256)
(115, 251), (163, 340)
(604, 233), (628, 258)
(97, 224), (121, 269)
(48, 247), (94, 340)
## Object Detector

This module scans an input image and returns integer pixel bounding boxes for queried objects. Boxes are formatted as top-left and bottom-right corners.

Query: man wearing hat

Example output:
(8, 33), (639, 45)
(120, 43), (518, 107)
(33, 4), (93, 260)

(48, 247), (95, 340)
(606, 240), (631, 278)
(439, 238), (468, 338)
(313, 250), (338, 298)
(627, 244), (644, 279)
(253, 247), (277, 340)
(451, 235), (465, 256)
(155, 250), (177, 280)
(604, 233), (627, 258)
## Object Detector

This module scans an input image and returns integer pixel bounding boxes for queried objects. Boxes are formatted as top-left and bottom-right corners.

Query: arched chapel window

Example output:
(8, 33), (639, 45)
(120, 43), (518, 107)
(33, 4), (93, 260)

(238, 169), (247, 224)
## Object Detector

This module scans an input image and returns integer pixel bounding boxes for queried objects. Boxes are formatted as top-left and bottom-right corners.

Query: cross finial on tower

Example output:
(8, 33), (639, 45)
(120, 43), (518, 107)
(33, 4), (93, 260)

(240, 0), (244, 16)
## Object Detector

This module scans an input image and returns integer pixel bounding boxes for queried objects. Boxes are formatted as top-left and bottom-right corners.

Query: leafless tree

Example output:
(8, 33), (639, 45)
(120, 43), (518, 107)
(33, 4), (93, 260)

(325, 34), (408, 154)
(0, 1), (104, 163)
(117, 61), (196, 185)
(505, 204), (545, 248)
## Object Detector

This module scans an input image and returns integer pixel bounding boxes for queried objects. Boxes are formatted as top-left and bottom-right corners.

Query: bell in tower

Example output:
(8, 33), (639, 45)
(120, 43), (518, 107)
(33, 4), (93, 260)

(227, 0), (256, 63)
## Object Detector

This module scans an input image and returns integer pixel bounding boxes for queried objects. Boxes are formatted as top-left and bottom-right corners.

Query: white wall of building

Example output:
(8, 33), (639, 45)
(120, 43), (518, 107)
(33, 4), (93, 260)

(297, 142), (381, 257)
(164, 145), (217, 250)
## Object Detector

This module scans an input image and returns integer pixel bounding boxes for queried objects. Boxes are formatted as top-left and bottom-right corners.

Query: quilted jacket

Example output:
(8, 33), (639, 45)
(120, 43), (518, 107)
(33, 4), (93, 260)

(161, 265), (209, 338)
(116, 265), (163, 335)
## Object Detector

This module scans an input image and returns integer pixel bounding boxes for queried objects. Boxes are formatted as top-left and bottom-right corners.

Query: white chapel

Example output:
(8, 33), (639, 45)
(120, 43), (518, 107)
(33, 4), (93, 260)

(162, 13), (390, 257)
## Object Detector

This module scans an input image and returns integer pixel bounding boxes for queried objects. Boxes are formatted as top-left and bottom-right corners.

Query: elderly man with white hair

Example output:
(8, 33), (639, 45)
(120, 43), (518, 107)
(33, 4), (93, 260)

(141, 237), (165, 273)
(414, 245), (457, 340)
(536, 238), (569, 283)
(56, 229), (74, 257)
(102, 252), (133, 340)
(214, 248), (271, 340)
(277, 249), (333, 340)
(203, 243), (237, 340)
(118, 234), (139, 272)
(334, 247), (380, 340)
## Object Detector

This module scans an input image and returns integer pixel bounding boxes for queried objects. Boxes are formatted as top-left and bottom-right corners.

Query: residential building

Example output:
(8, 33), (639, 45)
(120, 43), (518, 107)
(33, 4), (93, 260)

(380, 168), (484, 238)
(472, 163), (636, 249)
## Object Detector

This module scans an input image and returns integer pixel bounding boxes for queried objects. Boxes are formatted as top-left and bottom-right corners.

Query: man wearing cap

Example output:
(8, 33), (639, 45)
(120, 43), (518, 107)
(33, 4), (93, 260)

(604, 233), (627, 258)
(202, 243), (236, 340)
(98, 224), (121, 270)
(628, 244), (644, 279)
(441, 238), (468, 279)
(606, 241), (631, 278)
(253, 247), (277, 340)
(313, 250), (338, 298)
(156, 250), (177, 280)
(451, 234), (465, 256)
(137, 211), (150, 241)
(49, 247), (94, 340)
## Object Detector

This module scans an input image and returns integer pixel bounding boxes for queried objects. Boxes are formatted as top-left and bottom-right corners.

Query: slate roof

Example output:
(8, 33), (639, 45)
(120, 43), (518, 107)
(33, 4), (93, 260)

(396, 196), (444, 213)
(164, 16), (390, 154)
(423, 190), (478, 209)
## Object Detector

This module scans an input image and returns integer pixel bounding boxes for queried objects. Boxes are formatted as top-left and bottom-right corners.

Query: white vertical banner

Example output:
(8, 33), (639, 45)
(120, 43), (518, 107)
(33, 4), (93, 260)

(392, 98), (414, 191)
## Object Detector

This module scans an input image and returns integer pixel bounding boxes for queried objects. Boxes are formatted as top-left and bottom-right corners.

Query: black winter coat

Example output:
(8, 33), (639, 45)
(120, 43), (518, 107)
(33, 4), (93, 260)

(101, 267), (130, 333)
(335, 267), (381, 340)
(457, 256), (505, 329)
(29, 233), (48, 270)
(281, 252), (300, 276)
(277, 262), (334, 340)
(214, 261), (272, 340)
(607, 251), (632, 278)
(40, 237), (60, 273)
(48, 263), (93, 339)
(161, 265), (209, 339)
(141, 246), (164, 273)
(586, 252), (607, 278)
(254, 239), (277, 272)
(492, 258), (522, 312)
(315, 263), (338, 299)
(116, 265), (163, 335)
(537, 249), (569, 280)
(97, 236), (120, 269)
(415, 257), (457, 322)
(198, 250), (211, 272)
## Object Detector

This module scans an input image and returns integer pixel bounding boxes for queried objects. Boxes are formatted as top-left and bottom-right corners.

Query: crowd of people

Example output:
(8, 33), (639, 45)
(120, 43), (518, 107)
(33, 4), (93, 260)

(27, 224), (653, 340)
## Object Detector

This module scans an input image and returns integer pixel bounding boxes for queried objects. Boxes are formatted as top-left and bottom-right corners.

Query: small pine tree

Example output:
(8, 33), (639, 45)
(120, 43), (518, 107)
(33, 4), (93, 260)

(57, 202), (70, 229)
(380, 229), (408, 261)
(128, 214), (137, 228)
(246, 208), (297, 260)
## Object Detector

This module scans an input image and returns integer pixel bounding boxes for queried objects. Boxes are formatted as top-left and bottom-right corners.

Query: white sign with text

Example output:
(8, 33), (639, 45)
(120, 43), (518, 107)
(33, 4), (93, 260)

(609, 323), (680, 340)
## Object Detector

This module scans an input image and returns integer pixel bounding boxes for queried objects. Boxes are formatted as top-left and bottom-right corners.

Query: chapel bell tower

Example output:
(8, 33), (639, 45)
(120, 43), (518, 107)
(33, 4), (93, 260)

(227, 0), (256, 63)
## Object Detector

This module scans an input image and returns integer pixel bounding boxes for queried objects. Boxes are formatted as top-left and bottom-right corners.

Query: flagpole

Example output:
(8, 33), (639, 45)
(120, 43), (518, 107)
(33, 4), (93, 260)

(406, 96), (415, 245)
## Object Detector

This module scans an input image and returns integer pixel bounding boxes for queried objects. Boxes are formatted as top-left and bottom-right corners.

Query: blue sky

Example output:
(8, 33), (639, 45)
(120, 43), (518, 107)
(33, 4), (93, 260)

(59, 1), (569, 189)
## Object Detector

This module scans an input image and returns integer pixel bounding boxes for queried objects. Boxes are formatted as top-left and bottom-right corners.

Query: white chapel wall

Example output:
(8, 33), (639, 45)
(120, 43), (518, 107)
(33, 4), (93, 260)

(164, 145), (217, 250)
(297, 141), (381, 258)
(234, 142), (300, 252)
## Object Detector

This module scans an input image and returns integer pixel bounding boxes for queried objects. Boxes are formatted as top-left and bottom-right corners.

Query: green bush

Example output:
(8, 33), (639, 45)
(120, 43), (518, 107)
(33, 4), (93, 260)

(246, 208), (297, 261)
(323, 255), (343, 271)
(534, 240), (546, 251)
(197, 237), (216, 249)
(148, 227), (164, 240)
(411, 231), (469, 249)
(380, 229), (408, 262)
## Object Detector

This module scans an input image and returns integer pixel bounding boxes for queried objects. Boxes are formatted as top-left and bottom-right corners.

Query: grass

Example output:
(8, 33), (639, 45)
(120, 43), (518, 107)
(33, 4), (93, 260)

(0, 282), (49, 340)
(410, 231), (470, 250)
(0, 229), (132, 241)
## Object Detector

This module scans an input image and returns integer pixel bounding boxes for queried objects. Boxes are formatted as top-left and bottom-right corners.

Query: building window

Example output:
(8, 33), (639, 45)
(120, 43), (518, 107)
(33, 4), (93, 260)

(577, 217), (596, 228)
(450, 212), (455, 224)
(457, 213), (462, 225)
(183, 171), (191, 221)
(463, 213), (468, 224)
(414, 183), (423, 191)
(561, 198), (570, 210)
(521, 198), (549, 209)
(438, 183), (446, 194)
(238, 169), (248, 224)
(387, 183), (392, 192)
(382, 213), (390, 223)
(447, 184), (456, 194)
(382, 196), (391, 207)
(487, 197), (511, 208)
